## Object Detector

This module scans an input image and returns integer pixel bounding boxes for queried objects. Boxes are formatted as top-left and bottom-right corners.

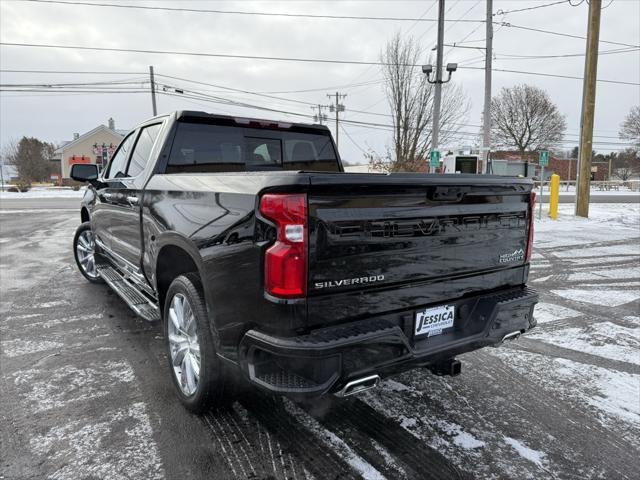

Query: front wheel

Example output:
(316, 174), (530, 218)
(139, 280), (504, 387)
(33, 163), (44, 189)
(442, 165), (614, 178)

(164, 273), (230, 413)
(73, 222), (103, 284)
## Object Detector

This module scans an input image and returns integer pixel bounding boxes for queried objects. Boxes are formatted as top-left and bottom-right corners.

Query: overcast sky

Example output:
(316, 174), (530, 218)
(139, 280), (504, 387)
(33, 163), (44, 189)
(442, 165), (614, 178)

(1, 0), (639, 164)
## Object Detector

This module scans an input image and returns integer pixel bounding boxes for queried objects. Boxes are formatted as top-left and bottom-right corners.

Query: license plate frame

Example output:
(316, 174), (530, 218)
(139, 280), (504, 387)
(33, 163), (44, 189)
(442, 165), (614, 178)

(414, 304), (455, 338)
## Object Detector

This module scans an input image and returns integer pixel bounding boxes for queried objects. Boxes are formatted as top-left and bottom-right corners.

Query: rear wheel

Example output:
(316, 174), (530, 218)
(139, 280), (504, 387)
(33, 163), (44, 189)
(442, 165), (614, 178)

(73, 221), (103, 284)
(164, 273), (229, 413)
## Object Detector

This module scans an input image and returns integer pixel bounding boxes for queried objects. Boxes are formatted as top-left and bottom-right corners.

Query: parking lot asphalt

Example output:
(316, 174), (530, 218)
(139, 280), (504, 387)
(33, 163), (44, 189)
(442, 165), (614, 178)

(1, 204), (639, 480)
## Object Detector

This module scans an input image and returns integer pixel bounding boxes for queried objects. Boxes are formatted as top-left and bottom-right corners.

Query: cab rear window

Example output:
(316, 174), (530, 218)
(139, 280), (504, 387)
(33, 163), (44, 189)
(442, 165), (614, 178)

(166, 122), (340, 173)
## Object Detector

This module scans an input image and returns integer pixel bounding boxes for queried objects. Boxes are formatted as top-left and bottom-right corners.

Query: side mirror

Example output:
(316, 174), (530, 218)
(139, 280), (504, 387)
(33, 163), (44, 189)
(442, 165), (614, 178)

(70, 164), (99, 183)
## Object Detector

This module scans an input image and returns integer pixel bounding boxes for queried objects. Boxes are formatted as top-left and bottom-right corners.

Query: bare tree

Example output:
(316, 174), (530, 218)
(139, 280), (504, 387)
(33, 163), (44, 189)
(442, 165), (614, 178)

(368, 33), (469, 172)
(491, 84), (566, 155)
(612, 148), (640, 181)
(619, 105), (640, 147)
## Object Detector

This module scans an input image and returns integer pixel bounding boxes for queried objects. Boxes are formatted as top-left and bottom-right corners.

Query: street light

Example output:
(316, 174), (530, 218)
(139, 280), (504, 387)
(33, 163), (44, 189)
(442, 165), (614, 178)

(422, 63), (457, 85)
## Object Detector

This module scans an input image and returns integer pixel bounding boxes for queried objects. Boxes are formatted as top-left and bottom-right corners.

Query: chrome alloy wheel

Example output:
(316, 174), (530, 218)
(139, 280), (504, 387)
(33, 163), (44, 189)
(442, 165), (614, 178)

(168, 293), (201, 396)
(76, 230), (99, 279)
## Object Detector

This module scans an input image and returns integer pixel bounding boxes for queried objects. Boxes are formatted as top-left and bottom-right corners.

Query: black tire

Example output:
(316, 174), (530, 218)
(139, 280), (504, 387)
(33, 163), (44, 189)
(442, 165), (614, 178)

(164, 273), (230, 413)
(73, 221), (104, 284)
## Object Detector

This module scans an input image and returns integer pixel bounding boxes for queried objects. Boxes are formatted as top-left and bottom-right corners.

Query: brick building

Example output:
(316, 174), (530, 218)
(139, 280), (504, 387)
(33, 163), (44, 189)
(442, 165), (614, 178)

(491, 151), (608, 181)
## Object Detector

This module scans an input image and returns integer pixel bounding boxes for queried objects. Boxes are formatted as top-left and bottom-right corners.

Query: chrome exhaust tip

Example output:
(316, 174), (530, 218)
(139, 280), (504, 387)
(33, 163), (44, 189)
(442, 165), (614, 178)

(492, 330), (525, 348)
(502, 330), (523, 342)
(335, 374), (381, 397)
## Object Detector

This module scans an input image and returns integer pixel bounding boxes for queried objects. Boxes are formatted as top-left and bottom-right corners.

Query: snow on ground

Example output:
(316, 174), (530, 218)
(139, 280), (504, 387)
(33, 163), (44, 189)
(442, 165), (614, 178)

(534, 204), (640, 248)
(502, 437), (547, 468)
(29, 402), (164, 480)
(528, 322), (640, 365)
(557, 244), (640, 259)
(282, 399), (386, 480)
(566, 266), (640, 282)
(492, 349), (640, 432)
(0, 186), (86, 199)
(532, 302), (582, 324)
(551, 288), (639, 307)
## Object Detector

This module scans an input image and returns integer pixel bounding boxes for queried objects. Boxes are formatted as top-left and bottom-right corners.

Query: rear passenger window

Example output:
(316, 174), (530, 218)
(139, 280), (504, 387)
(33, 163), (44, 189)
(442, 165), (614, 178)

(167, 123), (244, 173)
(127, 123), (162, 177)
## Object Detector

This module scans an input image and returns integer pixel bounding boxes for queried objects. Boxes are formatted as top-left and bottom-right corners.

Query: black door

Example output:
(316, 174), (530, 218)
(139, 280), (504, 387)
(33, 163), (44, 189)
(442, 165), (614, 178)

(108, 123), (163, 269)
(92, 132), (136, 252)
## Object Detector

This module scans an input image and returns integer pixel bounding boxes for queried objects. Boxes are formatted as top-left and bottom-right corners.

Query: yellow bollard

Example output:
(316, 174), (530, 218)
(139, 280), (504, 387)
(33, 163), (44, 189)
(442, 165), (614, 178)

(549, 174), (560, 219)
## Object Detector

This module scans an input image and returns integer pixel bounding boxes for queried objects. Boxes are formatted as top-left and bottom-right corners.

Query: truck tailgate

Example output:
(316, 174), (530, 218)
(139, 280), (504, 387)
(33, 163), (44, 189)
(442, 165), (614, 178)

(306, 174), (533, 327)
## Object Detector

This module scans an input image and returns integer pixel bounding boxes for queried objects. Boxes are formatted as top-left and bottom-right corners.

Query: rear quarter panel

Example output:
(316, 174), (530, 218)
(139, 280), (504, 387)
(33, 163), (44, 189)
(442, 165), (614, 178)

(141, 172), (310, 351)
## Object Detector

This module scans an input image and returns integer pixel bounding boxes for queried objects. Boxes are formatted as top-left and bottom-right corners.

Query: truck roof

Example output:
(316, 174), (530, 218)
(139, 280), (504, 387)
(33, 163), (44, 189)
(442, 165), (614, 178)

(175, 110), (331, 132)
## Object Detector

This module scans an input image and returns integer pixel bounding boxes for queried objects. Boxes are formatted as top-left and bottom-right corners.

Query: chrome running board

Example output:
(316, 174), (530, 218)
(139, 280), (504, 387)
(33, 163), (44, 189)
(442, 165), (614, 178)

(97, 264), (160, 322)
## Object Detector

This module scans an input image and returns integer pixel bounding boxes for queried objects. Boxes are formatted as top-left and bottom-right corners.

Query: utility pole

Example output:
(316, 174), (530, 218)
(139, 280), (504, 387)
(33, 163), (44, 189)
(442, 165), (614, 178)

(311, 104), (328, 125)
(327, 92), (346, 149)
(481, 0), (493, 174)
(576, 0), (601, 218)
(0, 153), (4, 190)
(149, 65), (157, 116)
(423, 0), (457, 172)
(431, 0), (446, 151)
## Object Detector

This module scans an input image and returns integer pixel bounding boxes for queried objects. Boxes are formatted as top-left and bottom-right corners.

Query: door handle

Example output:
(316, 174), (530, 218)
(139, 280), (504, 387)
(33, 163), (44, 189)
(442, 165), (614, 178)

(126, 196), (139, 205)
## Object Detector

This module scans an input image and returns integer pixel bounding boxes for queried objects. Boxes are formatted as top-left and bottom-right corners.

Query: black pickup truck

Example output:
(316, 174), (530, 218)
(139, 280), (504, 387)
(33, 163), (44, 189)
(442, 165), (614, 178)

(71, 110), (538, 412)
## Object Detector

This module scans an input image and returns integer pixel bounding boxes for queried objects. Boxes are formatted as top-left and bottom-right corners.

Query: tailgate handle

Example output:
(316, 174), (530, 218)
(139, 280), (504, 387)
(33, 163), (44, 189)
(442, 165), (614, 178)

(429, 186), (469, 202)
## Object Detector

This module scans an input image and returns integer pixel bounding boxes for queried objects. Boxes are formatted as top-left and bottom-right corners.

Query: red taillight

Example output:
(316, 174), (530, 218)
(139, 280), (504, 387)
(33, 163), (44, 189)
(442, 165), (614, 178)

(525, 191), (536, 262)
(260, 193), (307, 298)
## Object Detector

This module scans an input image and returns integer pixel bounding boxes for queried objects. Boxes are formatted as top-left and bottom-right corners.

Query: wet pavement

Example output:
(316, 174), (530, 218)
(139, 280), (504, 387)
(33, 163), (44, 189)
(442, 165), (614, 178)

(1, 204), (638, 479)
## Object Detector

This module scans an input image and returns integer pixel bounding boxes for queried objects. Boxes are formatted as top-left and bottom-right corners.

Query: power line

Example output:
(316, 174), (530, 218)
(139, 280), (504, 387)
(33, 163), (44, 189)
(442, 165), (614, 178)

(260, 80), (382, 95)
(445, 46), (639, 59)
(495, 47), (639, 60)
(21, 0), (485, 22)
(26, 72), (626, 143)
(0, 78), (147, 87)
(444, 0), (482, 34)
(0, 68), (383, 95)
(458, 65), (639, 86)
(1, 42), (637, 86)
(148, 73), (634, 140)
(0, 69), (146, 75)
(154, 73), (315, 107)
(340, 124), (368, 154)
(18, 0), (638, 48)
(19, 80), (634, 149)
(500, 22), (638, 48)
(12, 81), (632, 147)
(151, 72), (638, 140)
(494, 0), (570, 16)
(341, 0), (437, 93)
(0, 68), (634, 145)
(0, 42), (407, 66)
(0, 88), (148, 94)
